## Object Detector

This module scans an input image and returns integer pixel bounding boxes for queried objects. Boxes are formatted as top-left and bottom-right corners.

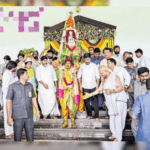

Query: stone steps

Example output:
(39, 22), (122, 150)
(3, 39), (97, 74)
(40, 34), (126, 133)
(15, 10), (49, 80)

(0, 118), (131, 129)
(0, 111), (134, 141)
(0, 128), (134, 141)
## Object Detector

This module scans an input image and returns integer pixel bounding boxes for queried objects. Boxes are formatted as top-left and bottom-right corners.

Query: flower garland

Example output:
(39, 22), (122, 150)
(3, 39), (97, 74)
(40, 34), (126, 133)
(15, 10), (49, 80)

(27, 68), (34, 78)
(63, 77), (74, 86)
(66, 45), (76, 51)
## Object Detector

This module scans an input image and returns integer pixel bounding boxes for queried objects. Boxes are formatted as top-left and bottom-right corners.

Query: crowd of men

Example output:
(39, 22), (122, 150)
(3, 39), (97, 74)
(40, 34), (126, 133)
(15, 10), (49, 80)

(0, 46), (150, 142)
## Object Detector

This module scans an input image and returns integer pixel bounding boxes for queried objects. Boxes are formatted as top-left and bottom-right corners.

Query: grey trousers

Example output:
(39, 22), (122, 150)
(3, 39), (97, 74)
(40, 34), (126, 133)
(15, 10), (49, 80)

(131, 117), (139, 138)
(13, 117), (34, 141)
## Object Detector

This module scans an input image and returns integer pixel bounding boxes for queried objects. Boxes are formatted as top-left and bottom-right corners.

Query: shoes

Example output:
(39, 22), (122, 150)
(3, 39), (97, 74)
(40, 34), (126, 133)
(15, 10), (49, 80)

(61, 121), (68, 128)
(71, 121), (77, 129)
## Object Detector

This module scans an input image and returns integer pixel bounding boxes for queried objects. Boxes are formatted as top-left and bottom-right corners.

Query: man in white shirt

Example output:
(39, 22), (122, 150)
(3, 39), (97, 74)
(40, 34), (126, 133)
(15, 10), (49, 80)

(135, 48), (150, 71)
(113, 45), (123, 61)
(107, 58), (129, 141)
(36, 56), (60, 120)
(77, 53), (100, 122)
(121, 51), (130, 67)
(2, 61), (17, 139)
(100, 48), (122, 67)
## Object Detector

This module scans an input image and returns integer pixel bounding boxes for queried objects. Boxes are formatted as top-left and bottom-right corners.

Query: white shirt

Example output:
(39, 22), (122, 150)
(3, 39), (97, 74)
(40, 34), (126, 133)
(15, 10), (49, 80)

(114, 53), (123, 60)
(111, 66), (131, 102)
(77, 62), (100, 89)
(121, 60), (127, 67)
(36, 64), (57, 94)
(2, 70), (16, 94)
(112, 66), (131, 86)
(138, 55), (150, 70)
(100, 56), (123, 67)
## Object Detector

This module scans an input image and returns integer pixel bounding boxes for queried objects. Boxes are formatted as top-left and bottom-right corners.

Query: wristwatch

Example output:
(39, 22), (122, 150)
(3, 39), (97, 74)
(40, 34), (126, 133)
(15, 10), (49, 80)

(113, 89), (115, 93)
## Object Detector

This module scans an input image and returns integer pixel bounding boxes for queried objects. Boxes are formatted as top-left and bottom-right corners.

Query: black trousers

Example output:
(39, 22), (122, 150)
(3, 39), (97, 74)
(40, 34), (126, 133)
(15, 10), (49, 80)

(13, 117), (34, 141)
(83, 87), (99, 118)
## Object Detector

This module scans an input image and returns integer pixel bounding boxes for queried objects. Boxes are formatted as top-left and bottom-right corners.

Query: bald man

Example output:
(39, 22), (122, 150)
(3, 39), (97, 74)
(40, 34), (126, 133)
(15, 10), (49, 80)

(83, 66), (127, 141)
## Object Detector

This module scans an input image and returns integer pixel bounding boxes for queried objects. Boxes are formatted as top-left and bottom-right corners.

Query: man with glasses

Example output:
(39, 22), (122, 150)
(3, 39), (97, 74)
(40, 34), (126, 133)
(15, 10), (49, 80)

(130, 67), (149, 138)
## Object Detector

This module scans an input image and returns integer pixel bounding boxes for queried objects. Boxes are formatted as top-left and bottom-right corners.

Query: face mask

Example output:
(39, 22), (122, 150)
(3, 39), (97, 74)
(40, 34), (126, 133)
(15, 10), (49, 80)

(34, 56), (38, 60)
(114, 51), (120, 55)
(85, 62), (90, 65)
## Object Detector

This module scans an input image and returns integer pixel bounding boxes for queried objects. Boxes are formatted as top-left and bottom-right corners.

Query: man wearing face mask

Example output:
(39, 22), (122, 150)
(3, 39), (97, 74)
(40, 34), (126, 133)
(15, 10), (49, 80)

(130, 67), (149, 138)
(77, 53), (100, 122)
(2, 61), (17, 139)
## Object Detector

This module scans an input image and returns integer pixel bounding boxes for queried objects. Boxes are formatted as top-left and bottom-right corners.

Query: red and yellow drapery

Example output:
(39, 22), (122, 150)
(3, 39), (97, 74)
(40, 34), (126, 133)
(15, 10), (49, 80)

(45, 38), (114, 53)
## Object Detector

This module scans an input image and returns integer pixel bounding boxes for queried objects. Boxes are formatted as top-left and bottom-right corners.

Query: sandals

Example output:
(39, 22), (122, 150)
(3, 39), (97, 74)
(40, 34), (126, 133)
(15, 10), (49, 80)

(5, 135), (13, 139)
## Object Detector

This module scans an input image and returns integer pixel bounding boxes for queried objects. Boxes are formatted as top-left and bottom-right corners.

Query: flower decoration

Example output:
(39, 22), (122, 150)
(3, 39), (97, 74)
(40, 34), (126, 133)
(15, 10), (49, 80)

(44, 22), (116, 42)
(21, 48), (36, 57)
(65, 15), (75, 29)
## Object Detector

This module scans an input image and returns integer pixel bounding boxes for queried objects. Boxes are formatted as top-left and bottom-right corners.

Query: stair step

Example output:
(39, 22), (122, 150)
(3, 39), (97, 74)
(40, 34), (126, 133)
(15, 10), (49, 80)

(0, 118), (131, 129)
(0, 128), (133, 141)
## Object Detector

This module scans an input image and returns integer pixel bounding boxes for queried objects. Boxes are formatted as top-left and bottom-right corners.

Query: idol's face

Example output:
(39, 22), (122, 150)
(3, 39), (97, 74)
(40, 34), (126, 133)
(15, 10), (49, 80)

(25, 62), (32, 69)
(104, 50), (112, 59)
(41, 59), (48, 67)
(65, 61), (71, 69)
(127, 62), (134, 69)
(139, 72), (149, 83)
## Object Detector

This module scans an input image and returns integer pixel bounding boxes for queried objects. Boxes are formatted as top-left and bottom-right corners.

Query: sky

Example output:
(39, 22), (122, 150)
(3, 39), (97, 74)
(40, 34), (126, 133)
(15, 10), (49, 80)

(0, 5), (150, 64)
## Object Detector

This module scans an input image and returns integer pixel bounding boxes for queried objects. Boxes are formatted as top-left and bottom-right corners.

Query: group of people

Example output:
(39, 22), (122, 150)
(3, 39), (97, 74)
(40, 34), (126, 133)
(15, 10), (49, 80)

(0, 45), (150, 142)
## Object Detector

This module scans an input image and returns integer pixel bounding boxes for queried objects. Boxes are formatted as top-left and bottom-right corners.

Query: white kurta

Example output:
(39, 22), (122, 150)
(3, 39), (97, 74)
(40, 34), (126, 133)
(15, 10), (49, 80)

(103, 71), (127, 141)
(138, 55), (150, 71)
(36, 64), (60, 117)
(2, 70), (16, 136)
(112, 66), (131, 102)
(103, 73), (118, 116)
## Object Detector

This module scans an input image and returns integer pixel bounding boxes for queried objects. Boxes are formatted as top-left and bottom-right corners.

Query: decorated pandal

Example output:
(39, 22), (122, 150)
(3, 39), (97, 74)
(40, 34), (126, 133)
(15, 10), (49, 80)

(44, 13), (116, 57)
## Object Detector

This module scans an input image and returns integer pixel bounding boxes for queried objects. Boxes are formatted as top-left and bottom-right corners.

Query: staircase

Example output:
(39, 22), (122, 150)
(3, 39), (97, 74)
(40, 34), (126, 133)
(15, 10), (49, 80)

(0, 111), (134, 141)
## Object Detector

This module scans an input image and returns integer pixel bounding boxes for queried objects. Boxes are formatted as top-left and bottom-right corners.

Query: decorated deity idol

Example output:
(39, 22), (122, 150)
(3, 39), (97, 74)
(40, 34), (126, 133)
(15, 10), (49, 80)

(60, 12), (80, 65)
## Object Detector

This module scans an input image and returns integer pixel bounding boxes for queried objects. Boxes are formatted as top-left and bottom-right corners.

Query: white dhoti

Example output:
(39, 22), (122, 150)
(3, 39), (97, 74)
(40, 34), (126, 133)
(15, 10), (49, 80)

(3, 93), (13, 136)
(38, 90), (60, 117)
(36, 64), (60, 117)
(109, 101), (127, 141)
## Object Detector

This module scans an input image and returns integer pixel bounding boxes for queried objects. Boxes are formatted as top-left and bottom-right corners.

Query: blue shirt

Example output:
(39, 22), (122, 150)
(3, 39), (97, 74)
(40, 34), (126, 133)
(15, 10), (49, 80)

(91, 56), (103, 68)
(131, 91), (150, 142)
